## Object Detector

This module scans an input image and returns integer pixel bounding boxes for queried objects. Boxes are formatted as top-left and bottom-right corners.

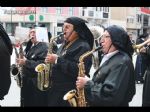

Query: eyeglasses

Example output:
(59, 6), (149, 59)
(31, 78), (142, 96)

(101, 35), (110, 38)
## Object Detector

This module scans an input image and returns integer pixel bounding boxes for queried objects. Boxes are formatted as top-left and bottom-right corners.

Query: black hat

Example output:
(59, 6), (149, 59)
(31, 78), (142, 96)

(0, 24), (13, 55)
(29, 24), (37, 29)
(106, 25), (133, 58)
(64, 17), (94, 49)
(139, 33), (149, 39)
(39, 24), (46, 27)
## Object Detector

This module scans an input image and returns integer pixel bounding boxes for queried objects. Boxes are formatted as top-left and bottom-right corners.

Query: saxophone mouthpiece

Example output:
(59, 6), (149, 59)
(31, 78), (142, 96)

(56, 33), (65, 40)
(58, 32), (65, 37)
(30, 36), (34, 40)
(95, 46), (102, 51)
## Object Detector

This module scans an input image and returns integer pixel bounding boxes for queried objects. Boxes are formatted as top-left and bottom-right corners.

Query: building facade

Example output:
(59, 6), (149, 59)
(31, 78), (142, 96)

(0, 7), (80, 36)
(0, 7), (150, 40)
(141, 7), (150, 34)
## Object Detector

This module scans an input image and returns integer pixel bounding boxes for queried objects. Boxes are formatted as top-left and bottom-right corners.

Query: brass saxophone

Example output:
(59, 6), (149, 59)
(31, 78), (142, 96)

(63, 46), (102, 107)
(35, 33), (64, 91)
(133, 37), (150, 54)
(11, 44), (24, 88)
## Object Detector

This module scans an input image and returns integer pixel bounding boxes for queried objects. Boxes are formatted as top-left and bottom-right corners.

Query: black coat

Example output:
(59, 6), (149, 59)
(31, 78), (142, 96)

(142, 45), (150, 106)
(21, 42), (48, 106)
(48, 38), (92, 106)
(84, 51), (135, 106)
(135, 37), (147, 82)
(0, 29), (12, 100)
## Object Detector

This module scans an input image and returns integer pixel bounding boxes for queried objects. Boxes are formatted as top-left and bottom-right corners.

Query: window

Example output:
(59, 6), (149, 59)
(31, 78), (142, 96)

(21, 23), (34, 28)
(83, 7), (87, 9)
(143, 16), (149, 26)
(136, 14), (141, 23)
(96, 7), (101, 11)
(56, 7), (62, 15)
(6, 23), (18, 36)
(41, 7), (48, 13)
(88, 10), (94, 17)
(103, 7), (109, 12)
(103, 12), (108, 18)
(127, 18), (134, 23)
(100, 7), (102, 11)
(69, 7), (74, 16)
(82, 10), (85, 16)
(107, 7), (109, 12)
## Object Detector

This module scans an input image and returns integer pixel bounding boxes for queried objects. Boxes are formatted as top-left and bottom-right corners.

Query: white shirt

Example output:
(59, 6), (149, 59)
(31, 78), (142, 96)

(100, 50), (119, 67)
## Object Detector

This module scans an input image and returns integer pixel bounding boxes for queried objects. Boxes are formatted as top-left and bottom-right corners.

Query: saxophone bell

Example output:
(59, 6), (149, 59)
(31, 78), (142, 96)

(63, 89), (78, 107)
(35, 63), (49, 91)
(11, 64), (20, 76)
(35, 63), (46, 73)
(11, 64), (22, 88)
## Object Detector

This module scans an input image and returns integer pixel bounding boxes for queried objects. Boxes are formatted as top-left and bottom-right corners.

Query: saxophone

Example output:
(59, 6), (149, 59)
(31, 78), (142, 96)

(63, 46), (102, 107)
(11, 44), (24, 88)
(35, 33), (64, 91)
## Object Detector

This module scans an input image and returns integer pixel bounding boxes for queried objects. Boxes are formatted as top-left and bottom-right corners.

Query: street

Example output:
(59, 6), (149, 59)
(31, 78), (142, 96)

(0, 51), (143, 107)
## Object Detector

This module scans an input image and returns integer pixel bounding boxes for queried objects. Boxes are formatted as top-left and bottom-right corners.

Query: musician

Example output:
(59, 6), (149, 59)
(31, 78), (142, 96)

(0, 23), (13, 101)
(45, 16), (94, 106)
(142, 34), (150, 106)
(135, 33), (148, 84)
(76, 25), (136, 106)
(16, 26), (49, 106)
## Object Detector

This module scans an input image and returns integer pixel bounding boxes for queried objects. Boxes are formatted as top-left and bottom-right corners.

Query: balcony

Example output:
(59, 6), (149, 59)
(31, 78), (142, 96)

(82, 10), (109, 19)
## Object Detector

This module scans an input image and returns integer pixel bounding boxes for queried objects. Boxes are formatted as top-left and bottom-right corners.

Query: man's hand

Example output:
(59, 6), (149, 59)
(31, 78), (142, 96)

(16, 57), (26, 65)
(45, 53), (58, 64)
(76, 76), (90, 89)
(139, 47), (146, 53)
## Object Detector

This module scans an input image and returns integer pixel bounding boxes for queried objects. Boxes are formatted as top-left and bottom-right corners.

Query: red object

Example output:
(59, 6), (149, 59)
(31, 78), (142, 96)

(141, 7), (150, 14)
(15, 43), (20, 48)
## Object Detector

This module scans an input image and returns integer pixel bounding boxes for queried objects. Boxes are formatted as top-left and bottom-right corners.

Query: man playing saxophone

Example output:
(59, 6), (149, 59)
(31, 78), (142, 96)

(76, 25), (136, 106)
(45, 17), (94, 106)
(134, 34), (149, 84)
(16, 26), (49, 106)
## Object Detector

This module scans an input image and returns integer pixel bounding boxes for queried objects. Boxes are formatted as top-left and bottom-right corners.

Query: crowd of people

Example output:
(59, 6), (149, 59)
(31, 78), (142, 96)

(0, 16), (150, 107)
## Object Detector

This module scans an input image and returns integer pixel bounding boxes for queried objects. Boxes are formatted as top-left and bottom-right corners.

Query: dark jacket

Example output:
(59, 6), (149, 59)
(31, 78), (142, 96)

(21, 42), (48, 106)
(135, 37), (147, 82)
(0, 29), (12, 100)
(48, 38), (92, 106)
(84, 51), (135, 106)
(52, 38), (92, 86)
(23, 42), (48, 86)
(142, 45), (150, 106)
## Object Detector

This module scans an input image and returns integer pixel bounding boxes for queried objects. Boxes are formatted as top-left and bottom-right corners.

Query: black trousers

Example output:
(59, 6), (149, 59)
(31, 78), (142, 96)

(21, 77), (48, 107)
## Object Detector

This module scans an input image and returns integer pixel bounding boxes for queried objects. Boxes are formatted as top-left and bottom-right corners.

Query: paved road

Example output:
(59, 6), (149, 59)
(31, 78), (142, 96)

(129, 84), (143, 107)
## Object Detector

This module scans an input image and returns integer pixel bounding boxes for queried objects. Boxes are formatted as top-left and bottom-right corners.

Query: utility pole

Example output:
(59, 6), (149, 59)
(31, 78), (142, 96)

(35, 7), (38, 26)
